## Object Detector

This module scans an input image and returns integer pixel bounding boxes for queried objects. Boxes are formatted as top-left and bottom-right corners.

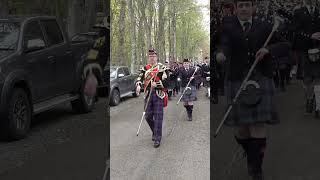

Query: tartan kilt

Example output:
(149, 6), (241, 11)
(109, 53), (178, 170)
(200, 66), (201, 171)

(167, 79), (176, 89)
(224, 77), (279, 126)
(181, 85), (197, 102)
(203, 77), (210, 87)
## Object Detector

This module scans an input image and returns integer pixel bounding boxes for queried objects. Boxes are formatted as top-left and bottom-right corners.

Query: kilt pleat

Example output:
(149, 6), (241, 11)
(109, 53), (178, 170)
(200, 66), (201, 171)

(181, 85), (197, 102)
(224, 76), (279, 126)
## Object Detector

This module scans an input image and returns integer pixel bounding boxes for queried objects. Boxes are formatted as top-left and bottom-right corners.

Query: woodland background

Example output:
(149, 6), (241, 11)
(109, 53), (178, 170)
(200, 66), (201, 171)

(0, 0), (109, 37)
(111, 0), (210, 73)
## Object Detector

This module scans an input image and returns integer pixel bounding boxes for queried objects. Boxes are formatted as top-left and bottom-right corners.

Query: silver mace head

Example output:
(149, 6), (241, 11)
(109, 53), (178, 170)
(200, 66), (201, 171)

(272, 15), (283, 31)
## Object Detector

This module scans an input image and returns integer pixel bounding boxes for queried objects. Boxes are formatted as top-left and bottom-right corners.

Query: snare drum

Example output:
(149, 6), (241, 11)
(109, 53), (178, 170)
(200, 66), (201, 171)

(308, 48), (320, 62)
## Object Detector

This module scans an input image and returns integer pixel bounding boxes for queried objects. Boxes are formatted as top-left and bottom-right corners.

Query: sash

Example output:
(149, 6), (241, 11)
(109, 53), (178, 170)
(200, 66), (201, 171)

(144, 64), (160, 93)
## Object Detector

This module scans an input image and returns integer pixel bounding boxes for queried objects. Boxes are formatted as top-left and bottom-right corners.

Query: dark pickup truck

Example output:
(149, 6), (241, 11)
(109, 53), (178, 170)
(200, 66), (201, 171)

(110, 66), (139, 106)
(0, 16), (102, 140)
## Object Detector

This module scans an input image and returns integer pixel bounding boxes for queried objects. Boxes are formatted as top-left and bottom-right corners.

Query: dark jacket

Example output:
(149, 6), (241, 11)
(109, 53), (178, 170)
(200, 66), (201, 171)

(293, 6), (320, 52)
(178, 67), (197, 87)
(217, 16), (291, 81)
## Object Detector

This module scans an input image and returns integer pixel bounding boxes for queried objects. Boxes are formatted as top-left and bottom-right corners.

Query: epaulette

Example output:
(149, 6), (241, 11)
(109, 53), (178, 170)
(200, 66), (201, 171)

(140, 66), (146, 71)
(158, 63), (169, 72)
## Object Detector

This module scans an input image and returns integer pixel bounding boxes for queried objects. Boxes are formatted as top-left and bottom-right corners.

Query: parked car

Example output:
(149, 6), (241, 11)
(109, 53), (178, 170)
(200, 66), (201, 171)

(0, 16), (102, 140)
(110, 66), (139, 106)
(97, 65), (108, 97)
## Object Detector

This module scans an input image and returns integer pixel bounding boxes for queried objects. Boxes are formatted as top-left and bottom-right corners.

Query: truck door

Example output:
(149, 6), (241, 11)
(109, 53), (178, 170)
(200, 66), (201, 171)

(40, 19), (75, 96)
(22, 20), (55, 101)
(117, 67), (127, 95)
(122, 67), (132, 93)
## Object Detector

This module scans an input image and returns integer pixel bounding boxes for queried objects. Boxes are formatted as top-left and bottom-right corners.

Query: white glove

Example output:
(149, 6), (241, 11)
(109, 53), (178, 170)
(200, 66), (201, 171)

(177, 78), (181, 81)
(136, 85), (141, 95)
(216, 52), (226, 63)
(135, 81), (141, 87)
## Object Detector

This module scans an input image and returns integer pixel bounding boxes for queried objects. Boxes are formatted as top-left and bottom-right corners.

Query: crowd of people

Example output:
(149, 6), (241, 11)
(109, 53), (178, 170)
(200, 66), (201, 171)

(164, 57), (211, 100)
(212, 0), (320, 179)
(213, 0), (320, 106)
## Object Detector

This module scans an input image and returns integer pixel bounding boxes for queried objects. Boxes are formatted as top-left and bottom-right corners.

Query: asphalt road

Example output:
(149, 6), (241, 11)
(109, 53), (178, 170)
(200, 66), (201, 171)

(0, 98), (108, 180)
(212, 80), (320, 180)
(110, 88), (210, 180)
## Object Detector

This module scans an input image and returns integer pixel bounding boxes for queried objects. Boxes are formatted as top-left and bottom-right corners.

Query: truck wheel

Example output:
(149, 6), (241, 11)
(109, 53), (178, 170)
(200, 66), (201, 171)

(110, 89), (120, 106)
(71, 77), (96, 113)
(1, 88), (32, 140)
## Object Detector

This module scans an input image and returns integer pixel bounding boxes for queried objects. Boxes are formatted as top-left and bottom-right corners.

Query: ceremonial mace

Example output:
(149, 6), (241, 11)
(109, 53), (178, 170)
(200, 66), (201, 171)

(176, 66), (199, 105)
(214, 16), (282, 138)
(136, 73), (158, 136)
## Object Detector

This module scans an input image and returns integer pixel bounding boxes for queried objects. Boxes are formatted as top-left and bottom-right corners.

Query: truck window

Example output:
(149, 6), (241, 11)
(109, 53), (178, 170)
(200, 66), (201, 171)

(40, 20), (64, 46)
(123, 68), (130, 76)
(23, 21), (46, 50)
(117, 68), (125, 77)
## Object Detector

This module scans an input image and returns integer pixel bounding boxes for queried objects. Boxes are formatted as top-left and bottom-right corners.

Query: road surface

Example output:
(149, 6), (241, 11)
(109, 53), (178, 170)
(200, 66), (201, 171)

(0, 98), (108, 180)
(111, 88), (210, 180)
(212, 80), (320, 180)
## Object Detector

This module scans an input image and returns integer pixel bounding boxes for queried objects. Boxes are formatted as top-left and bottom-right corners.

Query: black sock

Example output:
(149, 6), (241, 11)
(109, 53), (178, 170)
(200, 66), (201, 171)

(234, 136), (250, 153)
(247, 137), (267, 175)
(184, 105), (188, 111)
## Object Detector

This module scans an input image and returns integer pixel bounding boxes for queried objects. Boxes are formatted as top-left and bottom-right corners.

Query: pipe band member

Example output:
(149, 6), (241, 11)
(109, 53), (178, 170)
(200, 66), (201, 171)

(135, 48), (169, 148)
(215, 0), (291, 179)
(178, 58), (199, 121)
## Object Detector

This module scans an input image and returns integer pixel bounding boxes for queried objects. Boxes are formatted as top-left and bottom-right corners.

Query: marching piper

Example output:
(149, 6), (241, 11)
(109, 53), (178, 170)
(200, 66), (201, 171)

(292, 0), (320, 113)
(135, 48), (169, 148)
(178, 59), (199, 121)
(215, 0), (291, 179)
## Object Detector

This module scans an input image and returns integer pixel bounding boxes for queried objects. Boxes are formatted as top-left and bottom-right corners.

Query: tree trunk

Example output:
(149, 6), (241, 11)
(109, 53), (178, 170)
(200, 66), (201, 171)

(146, 0), (154, 49)
(136, 0), (146, 65)
(172, 4), (177, 61)
(128, 0), (137, 73)
(118, 0), (126, 66)
(68, 0), (83, 37)
(84, 0), (97, 32)
(0, 0), (9, 18)
(104, 0), (109, 15)
(156, 0), (165, 63)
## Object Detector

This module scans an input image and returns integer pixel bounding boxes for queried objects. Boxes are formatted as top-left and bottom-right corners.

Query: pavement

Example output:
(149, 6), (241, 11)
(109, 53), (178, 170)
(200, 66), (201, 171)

(110, 88), (210, 180)
(0, 98), (108, 180)
(212, 80), (320, 180)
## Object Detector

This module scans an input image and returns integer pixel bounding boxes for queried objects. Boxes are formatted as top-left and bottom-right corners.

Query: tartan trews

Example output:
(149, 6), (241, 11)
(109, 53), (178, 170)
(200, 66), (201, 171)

(145, 90), (164, 142)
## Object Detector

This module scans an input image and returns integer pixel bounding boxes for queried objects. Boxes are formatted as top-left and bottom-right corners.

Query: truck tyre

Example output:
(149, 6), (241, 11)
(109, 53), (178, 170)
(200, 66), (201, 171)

(110, 89), (120, 106)
(1, 88), (32, 140)
(71, 76), (96, 113)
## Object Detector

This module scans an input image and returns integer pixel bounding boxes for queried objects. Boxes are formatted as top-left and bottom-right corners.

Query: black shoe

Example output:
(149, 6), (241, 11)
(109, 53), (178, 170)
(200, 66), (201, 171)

(154, 141), (160, 148)
(212, 95), (219, 104)
(306, 99), (313, 113)
(251, 173), (264, 180)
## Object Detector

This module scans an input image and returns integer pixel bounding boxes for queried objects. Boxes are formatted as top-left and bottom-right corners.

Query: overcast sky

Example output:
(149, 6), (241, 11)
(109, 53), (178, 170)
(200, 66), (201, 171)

(196, 0), (210, 34)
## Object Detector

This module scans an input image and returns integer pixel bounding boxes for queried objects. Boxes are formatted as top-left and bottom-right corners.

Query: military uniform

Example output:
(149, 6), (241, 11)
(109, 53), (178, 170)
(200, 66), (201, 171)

(135, 51), (169, 148)
(178, 59), (198, 121)
(202, 62), (210, 88)
(293, 5), (320, 112)
(217, 14), (290, 179)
